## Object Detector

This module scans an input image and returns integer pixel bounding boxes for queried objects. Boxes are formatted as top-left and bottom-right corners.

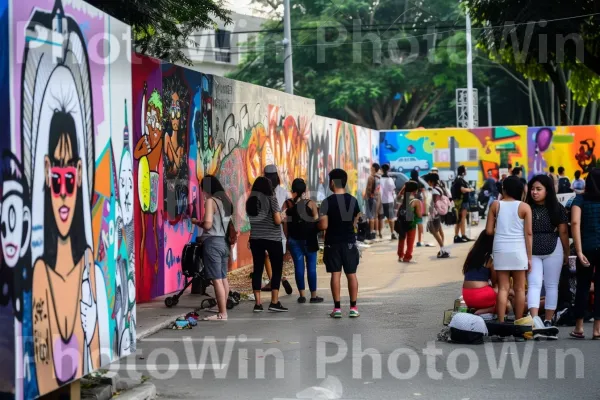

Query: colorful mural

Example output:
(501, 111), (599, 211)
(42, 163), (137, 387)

(528, 126), (600, 180)
(6, 0), (135, 397)
(379, 127), (528, 186)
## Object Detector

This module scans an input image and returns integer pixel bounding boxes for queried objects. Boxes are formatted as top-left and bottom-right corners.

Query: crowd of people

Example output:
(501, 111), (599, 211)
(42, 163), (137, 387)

(189, 158), (599, 339)
(460, 166), (600, 340)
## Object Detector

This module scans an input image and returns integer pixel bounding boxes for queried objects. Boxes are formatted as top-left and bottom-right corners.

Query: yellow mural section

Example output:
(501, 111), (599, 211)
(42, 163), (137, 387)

(403, 126), (528, 186)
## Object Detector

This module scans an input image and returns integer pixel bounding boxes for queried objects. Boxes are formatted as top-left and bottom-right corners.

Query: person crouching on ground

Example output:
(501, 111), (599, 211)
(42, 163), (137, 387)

(192, 175), (233, 321)
(396, 181), (422, 263)
(318, 168), (361, 318)
(486, 176), (532, 323)
(283, 178), (324, 304)
(246, 177), (288, 312)
(462, 231), (498, 315)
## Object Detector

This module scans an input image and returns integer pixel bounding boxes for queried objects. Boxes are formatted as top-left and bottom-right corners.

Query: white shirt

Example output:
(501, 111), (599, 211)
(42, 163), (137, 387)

(274, 185), (289, 240)
(380, 176), (396, 204)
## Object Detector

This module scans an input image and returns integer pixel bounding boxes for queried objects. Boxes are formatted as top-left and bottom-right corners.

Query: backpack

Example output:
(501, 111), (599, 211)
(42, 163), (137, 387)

(394, 196), (413, 236)
(558, 177), (572, 194)
(448, 313), (488, 344)
(432, 187), (450, 216)
(451, 179), (463, 201)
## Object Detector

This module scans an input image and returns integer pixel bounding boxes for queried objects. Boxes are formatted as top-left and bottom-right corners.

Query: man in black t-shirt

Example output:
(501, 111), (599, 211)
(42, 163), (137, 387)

(318, 168), (361, 319)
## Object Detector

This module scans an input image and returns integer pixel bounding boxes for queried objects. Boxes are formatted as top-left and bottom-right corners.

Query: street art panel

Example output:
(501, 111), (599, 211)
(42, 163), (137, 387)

(357, 127), (372, 211)
(379, 127), (528, 186)
(161, 65), (199, 296)
(9, 0), (135, 397)
(308, 116), (336, 202)
(528, 126), (600, 180)
(132, 55), (163, 302)
(0, 1), (14, 396)
(335, 122), (360, 200)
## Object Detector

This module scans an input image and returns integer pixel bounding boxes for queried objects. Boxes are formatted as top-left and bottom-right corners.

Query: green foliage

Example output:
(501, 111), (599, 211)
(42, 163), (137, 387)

(230, 0), (474, 129)
(88, 0), (232, 65)
(463, 0), (600, 107)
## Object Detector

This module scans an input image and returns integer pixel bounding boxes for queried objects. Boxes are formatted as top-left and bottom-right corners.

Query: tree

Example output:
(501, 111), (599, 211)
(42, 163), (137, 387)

(88, 0), (232, 65)
(462, 0), (600, 125)
(230, 0), (475, 130)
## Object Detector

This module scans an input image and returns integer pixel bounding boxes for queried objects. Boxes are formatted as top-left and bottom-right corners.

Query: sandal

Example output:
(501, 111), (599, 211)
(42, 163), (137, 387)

(203, 313), (227, 321)
(592, 335), (600, 340)
(569, 331), (585, 339)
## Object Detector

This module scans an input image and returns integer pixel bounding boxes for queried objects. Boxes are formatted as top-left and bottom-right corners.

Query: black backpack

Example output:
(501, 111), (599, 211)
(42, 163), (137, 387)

(558, 177), (572, 194)
(394, 196), (412, 236)
(451, 179), (463, 200)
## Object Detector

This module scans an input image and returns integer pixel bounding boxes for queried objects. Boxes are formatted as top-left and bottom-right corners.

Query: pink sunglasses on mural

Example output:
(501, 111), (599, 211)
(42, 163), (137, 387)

(50, 166), (77, 197)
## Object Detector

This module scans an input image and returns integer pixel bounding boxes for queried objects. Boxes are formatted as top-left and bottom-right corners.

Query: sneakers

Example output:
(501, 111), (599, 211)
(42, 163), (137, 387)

(330, 308), (342, 318)
(391, 234), (398, 240)
(310, 296), (324, 303)
(454, 236), (471, 243)
(298, 296), (307, 304)
(437, 251), (450, 259)
(268, 302), (289, 312)
(330, 308), (359, 318)
(282, 279), (293, 295)
(416, 242), (423, 247)
(349, 307), (360, 318)
(253, 304), (264, 313)
(532, 316), (559, 340)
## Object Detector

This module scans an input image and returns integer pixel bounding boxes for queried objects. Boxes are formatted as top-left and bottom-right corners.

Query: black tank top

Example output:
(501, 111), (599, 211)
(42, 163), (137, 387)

(287, 199), (317, 241)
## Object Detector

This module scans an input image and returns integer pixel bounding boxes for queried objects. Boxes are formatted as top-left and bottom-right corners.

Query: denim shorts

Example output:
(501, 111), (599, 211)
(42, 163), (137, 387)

(366, 197), (377, 219)
(202, 236), (230, 280)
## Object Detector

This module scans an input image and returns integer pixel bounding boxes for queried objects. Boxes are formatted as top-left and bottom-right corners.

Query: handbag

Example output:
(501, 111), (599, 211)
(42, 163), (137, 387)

(214, 199), (238, 246)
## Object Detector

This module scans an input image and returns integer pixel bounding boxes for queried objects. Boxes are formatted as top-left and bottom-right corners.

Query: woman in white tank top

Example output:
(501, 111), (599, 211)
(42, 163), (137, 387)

(485, 176), (533, 323)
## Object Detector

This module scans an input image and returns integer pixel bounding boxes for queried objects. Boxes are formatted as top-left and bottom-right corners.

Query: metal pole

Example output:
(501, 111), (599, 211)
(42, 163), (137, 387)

(466, 11), (474, 129)
(487, 86), (492, 126)
(283, 0), (294, 95)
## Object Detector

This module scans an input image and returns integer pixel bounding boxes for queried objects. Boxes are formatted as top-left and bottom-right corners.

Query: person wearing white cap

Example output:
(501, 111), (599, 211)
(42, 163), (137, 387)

(260, 164), (293, 295)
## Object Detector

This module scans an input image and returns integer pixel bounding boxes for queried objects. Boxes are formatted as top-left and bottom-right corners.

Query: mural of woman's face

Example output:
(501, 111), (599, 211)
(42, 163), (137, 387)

(45, 133), (82, 238)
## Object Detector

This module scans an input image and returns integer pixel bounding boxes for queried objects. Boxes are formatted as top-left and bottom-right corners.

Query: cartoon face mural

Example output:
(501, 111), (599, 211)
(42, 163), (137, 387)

(10, 0), (135, 397)
(0, 152), (32, 322)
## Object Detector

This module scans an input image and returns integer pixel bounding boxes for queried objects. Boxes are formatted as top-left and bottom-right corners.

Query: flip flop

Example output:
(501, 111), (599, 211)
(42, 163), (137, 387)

(202, 314), (227, 321)
(570, 331), (585, 339)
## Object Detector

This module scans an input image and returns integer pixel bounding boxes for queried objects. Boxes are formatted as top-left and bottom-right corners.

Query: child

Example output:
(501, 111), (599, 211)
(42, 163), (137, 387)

(396, 181), (421, 263)
(462, 231), (498, 315)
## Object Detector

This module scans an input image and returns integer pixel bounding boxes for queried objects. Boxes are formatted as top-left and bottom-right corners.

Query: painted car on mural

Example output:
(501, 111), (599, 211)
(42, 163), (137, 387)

(390, 157), (430, 172)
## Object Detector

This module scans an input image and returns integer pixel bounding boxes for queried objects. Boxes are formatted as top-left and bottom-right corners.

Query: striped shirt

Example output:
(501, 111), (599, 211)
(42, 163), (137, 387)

(249, 195), (282, 241)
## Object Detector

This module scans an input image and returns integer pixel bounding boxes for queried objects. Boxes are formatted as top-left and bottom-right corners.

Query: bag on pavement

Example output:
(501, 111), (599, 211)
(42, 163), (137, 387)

(448, 313), (488, 344)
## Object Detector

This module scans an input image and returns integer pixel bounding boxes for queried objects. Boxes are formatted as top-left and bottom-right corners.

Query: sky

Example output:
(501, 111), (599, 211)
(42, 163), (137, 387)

(226, 0), (271, 17)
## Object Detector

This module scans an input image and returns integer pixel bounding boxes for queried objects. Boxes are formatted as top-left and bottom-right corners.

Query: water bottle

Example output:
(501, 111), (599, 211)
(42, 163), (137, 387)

(458, 297), (468, 313)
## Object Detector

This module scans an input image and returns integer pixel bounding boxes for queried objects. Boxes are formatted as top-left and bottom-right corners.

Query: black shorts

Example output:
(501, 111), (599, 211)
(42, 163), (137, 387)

(323, 243), (360, 274)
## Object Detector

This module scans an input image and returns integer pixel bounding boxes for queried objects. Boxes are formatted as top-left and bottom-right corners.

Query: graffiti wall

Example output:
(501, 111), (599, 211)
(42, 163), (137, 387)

(379, 127), (528, 186)
(528, 126), (600, 180)
(5, 0), (135, 397)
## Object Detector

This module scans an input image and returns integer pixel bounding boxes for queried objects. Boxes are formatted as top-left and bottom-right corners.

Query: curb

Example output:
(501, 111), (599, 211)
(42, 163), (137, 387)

(113, 382), (156, 400)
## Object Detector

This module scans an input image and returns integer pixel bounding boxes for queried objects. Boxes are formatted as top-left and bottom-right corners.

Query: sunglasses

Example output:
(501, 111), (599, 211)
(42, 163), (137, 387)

(50, 166), (77, 197)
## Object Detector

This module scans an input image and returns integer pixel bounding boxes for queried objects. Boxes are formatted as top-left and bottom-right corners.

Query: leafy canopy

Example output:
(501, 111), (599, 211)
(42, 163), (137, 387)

(88, 0), (232, 65)
(462, 0), (600, 107)
(231, 0), (475, 129)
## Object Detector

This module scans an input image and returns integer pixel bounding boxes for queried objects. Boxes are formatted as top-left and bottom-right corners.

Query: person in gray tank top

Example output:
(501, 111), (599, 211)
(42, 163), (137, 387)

(192, 175), (233, 321)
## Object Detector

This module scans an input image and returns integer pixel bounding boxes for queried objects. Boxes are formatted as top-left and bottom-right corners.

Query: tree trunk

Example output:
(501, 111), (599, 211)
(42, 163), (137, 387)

(589, 101), (598, 125)
(549, 81), (555, 126)
(578, 105), (587, 126)
(344, 105), (371, 128)
(530, 79), (546, 126)
(543, 62), (571, 125)
(414, 91), (444, 127)
(528, 79), (536, 126)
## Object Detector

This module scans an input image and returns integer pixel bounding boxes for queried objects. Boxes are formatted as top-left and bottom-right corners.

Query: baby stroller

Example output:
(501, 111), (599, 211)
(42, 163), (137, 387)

(164, 241), (240, 310)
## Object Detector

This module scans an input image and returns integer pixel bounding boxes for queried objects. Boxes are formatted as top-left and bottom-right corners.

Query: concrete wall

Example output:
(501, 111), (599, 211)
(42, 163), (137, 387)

(4, 0), (136, 398)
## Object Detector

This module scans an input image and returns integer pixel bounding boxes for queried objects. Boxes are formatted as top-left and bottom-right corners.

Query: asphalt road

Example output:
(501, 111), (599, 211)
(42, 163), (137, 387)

(114, 230), (600, 400)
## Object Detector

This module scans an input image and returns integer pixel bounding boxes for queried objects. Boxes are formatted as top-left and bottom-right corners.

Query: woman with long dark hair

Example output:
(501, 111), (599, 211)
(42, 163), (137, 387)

(486, 176), (532, 323)
(453, 165), (474, 243)
(32, 110), (100, 393)
(192, 175), (234, 321)
(283, 178), (323, 303)
(525, 174), (569, 336)
(462, 231), (497, 315)
(246, 176), (287, 312)
(570, 168), (600, 339)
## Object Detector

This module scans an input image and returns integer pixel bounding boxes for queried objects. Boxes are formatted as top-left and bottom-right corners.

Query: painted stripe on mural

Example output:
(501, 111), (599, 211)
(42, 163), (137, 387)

(141, 337), (264, 343)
